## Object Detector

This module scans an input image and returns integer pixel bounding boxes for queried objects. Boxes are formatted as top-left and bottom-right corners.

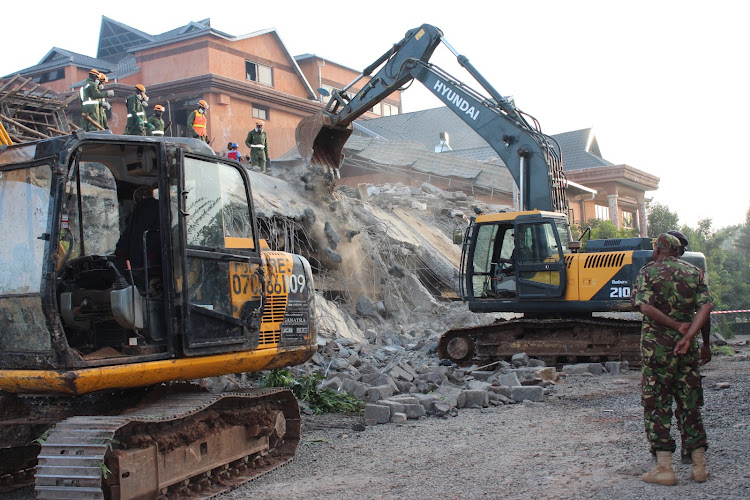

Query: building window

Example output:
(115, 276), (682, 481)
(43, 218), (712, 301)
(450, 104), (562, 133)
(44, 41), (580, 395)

(246, 61), (273, 86)
(371, 103), (381, 115)
(32, 68), (65, 84)
(622, 211), (635, 228)
(252, 105), (269, 121)
(595, 204), (609, 220)
(382, 103), (398, 116)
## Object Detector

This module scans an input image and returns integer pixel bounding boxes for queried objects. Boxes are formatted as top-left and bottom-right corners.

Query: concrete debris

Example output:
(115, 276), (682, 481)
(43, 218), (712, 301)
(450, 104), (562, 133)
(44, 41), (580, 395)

(231, 169), (639, 428)
(324, 221), (341, 249)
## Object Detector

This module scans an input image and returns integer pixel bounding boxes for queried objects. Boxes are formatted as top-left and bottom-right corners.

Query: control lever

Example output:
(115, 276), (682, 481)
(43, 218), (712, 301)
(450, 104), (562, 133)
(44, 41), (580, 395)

(107, 261), (130, 290)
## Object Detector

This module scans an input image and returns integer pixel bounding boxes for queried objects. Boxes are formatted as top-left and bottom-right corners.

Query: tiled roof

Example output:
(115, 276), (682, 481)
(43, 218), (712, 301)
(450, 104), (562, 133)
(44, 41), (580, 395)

(4, 48), (114, 79)
(356, 107), (614, 171)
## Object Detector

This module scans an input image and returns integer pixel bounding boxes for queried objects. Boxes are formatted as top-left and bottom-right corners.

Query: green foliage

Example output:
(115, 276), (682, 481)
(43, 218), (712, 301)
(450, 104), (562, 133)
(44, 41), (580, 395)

(647, 202), (680, 237)
(259, 369), (364, 414)
(644, 202), (750, 315)
(712, 345), (735, 356)
(576, 219), (639, 249)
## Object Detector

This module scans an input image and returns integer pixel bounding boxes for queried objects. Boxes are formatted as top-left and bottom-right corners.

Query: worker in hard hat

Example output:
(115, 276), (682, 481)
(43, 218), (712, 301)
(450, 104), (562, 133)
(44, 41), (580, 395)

(245, 120), (269, 172)
(96, 73), (112, 130)
(148, 104), (171, 137)
(125, 84), (153, 136)
(187, 100), (209, 143)
(80, 69), (113, 131)
(226, 142), (242, 162)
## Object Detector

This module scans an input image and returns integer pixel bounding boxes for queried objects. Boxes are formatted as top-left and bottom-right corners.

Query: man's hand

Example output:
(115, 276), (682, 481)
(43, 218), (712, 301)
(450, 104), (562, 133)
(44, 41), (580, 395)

(678, 322), (691, 335)
(700, 344), (712, 365)
(674, 335), (693, 355)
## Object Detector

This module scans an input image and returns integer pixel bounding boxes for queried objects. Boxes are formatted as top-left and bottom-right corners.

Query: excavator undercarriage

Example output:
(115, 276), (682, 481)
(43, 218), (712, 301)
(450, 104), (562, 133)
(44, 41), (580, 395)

(438, 316), (642, 367)
(1, 387), (301, 499)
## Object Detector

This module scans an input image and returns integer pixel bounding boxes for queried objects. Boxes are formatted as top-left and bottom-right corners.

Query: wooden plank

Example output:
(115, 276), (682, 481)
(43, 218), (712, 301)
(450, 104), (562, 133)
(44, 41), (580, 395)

(0, 113), (50, 139)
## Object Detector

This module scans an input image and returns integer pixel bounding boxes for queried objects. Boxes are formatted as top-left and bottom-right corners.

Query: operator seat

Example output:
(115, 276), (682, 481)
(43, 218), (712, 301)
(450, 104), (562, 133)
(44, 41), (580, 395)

(114, 186), (161, 291)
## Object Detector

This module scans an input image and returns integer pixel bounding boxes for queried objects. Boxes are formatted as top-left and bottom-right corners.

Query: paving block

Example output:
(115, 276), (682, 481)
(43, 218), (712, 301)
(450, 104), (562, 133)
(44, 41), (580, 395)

(498, 372), (522, 387)
(377, 400), (405, 416)
(459, 389), (489, 408)
(413, 393), (441, 413)
(511, 352), (530, 367)
(389, 395), (420, 405)
(390, 412), (408, 424)
(341, 378), (368, 399)
(511, 386), (544, 402)
(562, 363), (591, 375)
(587, 363), (604, 376)
(365, 385), (394, 402)
(402, 403), (426, 419)
(364, 403), (391, 425)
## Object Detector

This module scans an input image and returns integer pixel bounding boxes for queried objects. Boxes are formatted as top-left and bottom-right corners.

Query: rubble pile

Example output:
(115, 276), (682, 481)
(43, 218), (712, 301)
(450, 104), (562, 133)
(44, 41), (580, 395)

(291, 330), (630, 425)
(232, 169), (633, 425)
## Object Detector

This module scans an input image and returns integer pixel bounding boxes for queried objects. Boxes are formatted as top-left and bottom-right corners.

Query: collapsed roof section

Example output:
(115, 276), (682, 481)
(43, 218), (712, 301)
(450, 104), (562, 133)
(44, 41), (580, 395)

(0, 75), (76, 144)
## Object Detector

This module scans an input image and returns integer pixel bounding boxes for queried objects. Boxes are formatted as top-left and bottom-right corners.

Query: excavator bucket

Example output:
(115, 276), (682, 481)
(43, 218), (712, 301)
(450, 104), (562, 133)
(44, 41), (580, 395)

(295, 112), (352, 179)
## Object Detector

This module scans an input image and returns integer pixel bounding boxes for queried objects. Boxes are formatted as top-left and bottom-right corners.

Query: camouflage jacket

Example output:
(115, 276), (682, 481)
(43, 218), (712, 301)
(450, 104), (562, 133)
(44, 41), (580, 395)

(633, 256), (711, 358)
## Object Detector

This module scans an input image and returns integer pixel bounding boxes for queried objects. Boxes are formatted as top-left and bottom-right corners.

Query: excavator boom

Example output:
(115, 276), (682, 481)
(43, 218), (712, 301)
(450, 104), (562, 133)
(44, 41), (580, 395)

(296, 23), (567, 213)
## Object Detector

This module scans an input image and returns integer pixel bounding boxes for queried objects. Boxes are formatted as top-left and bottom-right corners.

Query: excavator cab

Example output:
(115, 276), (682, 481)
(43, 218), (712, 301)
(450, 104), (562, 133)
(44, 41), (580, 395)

(0, 133), (316, 388)
(459, 211), (569, 311)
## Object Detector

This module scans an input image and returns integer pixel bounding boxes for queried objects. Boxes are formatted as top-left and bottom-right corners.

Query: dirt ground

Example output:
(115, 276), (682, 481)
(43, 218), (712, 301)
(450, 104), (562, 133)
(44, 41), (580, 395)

(7, 343), (748, 500)
(219, 344), (750, 500)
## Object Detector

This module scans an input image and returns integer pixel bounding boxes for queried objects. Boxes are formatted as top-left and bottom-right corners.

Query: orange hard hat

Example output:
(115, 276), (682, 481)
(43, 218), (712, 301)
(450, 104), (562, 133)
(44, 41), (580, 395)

(198, 100), (208, 108)
(153, 104), (165, 112)
(100, 74), (108, 83)
(135, 84), (146, 93)
(89, 68), (100, 77)
(255, 120), (264, 126)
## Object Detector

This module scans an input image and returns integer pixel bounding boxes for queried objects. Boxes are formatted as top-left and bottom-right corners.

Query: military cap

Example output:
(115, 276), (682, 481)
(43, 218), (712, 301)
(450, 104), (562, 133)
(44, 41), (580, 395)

(666, 230), (688, 248)
(654, 233), (682, 251)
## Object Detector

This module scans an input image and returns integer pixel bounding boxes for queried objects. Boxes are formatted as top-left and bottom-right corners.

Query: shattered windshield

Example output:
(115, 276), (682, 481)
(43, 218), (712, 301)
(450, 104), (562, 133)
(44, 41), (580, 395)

(184, 158), (255, 249)
(0, 166), (51, 294)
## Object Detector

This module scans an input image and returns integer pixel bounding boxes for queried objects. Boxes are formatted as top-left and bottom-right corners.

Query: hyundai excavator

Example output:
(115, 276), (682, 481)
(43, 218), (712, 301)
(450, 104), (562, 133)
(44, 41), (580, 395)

(0, 131), (317, 498)
(297, 23), (707, 367)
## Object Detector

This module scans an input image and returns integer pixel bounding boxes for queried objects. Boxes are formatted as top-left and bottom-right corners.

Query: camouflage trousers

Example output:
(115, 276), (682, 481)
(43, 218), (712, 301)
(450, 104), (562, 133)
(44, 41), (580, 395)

(642, 353), (707, 456)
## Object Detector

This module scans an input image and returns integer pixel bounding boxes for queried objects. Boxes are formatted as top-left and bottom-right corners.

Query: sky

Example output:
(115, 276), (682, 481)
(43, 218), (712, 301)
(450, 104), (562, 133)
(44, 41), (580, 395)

(4, 1), (749, 230)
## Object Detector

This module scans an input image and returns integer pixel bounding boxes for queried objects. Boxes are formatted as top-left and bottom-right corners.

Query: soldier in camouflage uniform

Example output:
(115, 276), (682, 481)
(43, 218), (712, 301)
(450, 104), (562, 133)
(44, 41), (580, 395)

(633, 233), (713, 485)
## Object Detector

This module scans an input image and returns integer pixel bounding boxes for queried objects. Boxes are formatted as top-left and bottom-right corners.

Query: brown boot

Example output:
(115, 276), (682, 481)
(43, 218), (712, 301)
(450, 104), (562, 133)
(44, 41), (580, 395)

(642, 451), (677, 485)
(691, 447), (708, 482)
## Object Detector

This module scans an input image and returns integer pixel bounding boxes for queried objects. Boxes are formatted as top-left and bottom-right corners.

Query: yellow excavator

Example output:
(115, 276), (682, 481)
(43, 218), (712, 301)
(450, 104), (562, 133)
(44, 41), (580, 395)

(298, 24), (707, 366)
(0, 131), (317, 498)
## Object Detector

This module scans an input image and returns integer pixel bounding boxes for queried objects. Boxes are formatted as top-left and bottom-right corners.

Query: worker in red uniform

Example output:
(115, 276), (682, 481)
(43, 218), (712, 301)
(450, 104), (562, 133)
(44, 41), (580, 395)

(187, 100), (209, 143)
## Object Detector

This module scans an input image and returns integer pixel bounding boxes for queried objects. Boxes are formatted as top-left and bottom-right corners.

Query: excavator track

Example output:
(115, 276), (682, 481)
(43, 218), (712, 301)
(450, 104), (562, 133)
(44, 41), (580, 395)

(34, 388), (300, 500)
(438, 317), (642, 367)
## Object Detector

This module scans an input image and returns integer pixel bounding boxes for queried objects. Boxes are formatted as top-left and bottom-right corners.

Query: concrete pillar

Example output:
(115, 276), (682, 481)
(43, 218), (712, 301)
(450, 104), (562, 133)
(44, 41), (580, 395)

(638, 201), (648, 237)
(607, 194), (619, 229)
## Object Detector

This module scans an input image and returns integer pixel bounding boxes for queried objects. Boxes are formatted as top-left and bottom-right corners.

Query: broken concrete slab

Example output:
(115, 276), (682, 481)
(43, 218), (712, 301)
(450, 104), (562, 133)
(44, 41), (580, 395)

(511, 386), (544, 402)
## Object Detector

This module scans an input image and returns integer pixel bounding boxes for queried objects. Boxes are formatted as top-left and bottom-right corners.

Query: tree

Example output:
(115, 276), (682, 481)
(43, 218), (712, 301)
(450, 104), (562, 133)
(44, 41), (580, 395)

(736, 207), (750, 252)
(647, 202), (679, 237)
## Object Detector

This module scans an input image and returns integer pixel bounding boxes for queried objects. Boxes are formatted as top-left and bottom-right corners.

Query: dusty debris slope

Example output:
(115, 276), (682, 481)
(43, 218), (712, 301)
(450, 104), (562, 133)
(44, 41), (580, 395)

(247, 166), (510, 342)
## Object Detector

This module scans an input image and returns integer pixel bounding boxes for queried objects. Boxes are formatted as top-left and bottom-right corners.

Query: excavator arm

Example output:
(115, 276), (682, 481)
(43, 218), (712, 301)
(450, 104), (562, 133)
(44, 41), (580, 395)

(297, 23), (568, 213)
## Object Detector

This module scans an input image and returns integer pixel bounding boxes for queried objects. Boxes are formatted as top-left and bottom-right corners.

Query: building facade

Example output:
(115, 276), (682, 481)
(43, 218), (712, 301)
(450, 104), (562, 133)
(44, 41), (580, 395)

(3, 17), (399, 159)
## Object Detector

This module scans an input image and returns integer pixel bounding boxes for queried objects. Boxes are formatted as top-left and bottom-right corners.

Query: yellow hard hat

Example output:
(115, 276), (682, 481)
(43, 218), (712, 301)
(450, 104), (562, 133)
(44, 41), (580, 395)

(198, 100), (208, 108)
(135, 84), (146, 93)
(153, 104), (165, 112)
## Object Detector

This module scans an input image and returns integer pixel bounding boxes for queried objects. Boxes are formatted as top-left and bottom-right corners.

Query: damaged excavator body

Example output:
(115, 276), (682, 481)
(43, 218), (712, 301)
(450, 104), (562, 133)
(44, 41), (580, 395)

(0, 131), (317, 497)
(297, 23), (708, 367)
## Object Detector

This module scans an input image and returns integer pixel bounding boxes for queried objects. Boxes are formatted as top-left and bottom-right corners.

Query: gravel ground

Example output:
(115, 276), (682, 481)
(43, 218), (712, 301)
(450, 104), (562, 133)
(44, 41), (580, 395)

(219, 340), (750, 500)
(6, 341), (748, 500)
